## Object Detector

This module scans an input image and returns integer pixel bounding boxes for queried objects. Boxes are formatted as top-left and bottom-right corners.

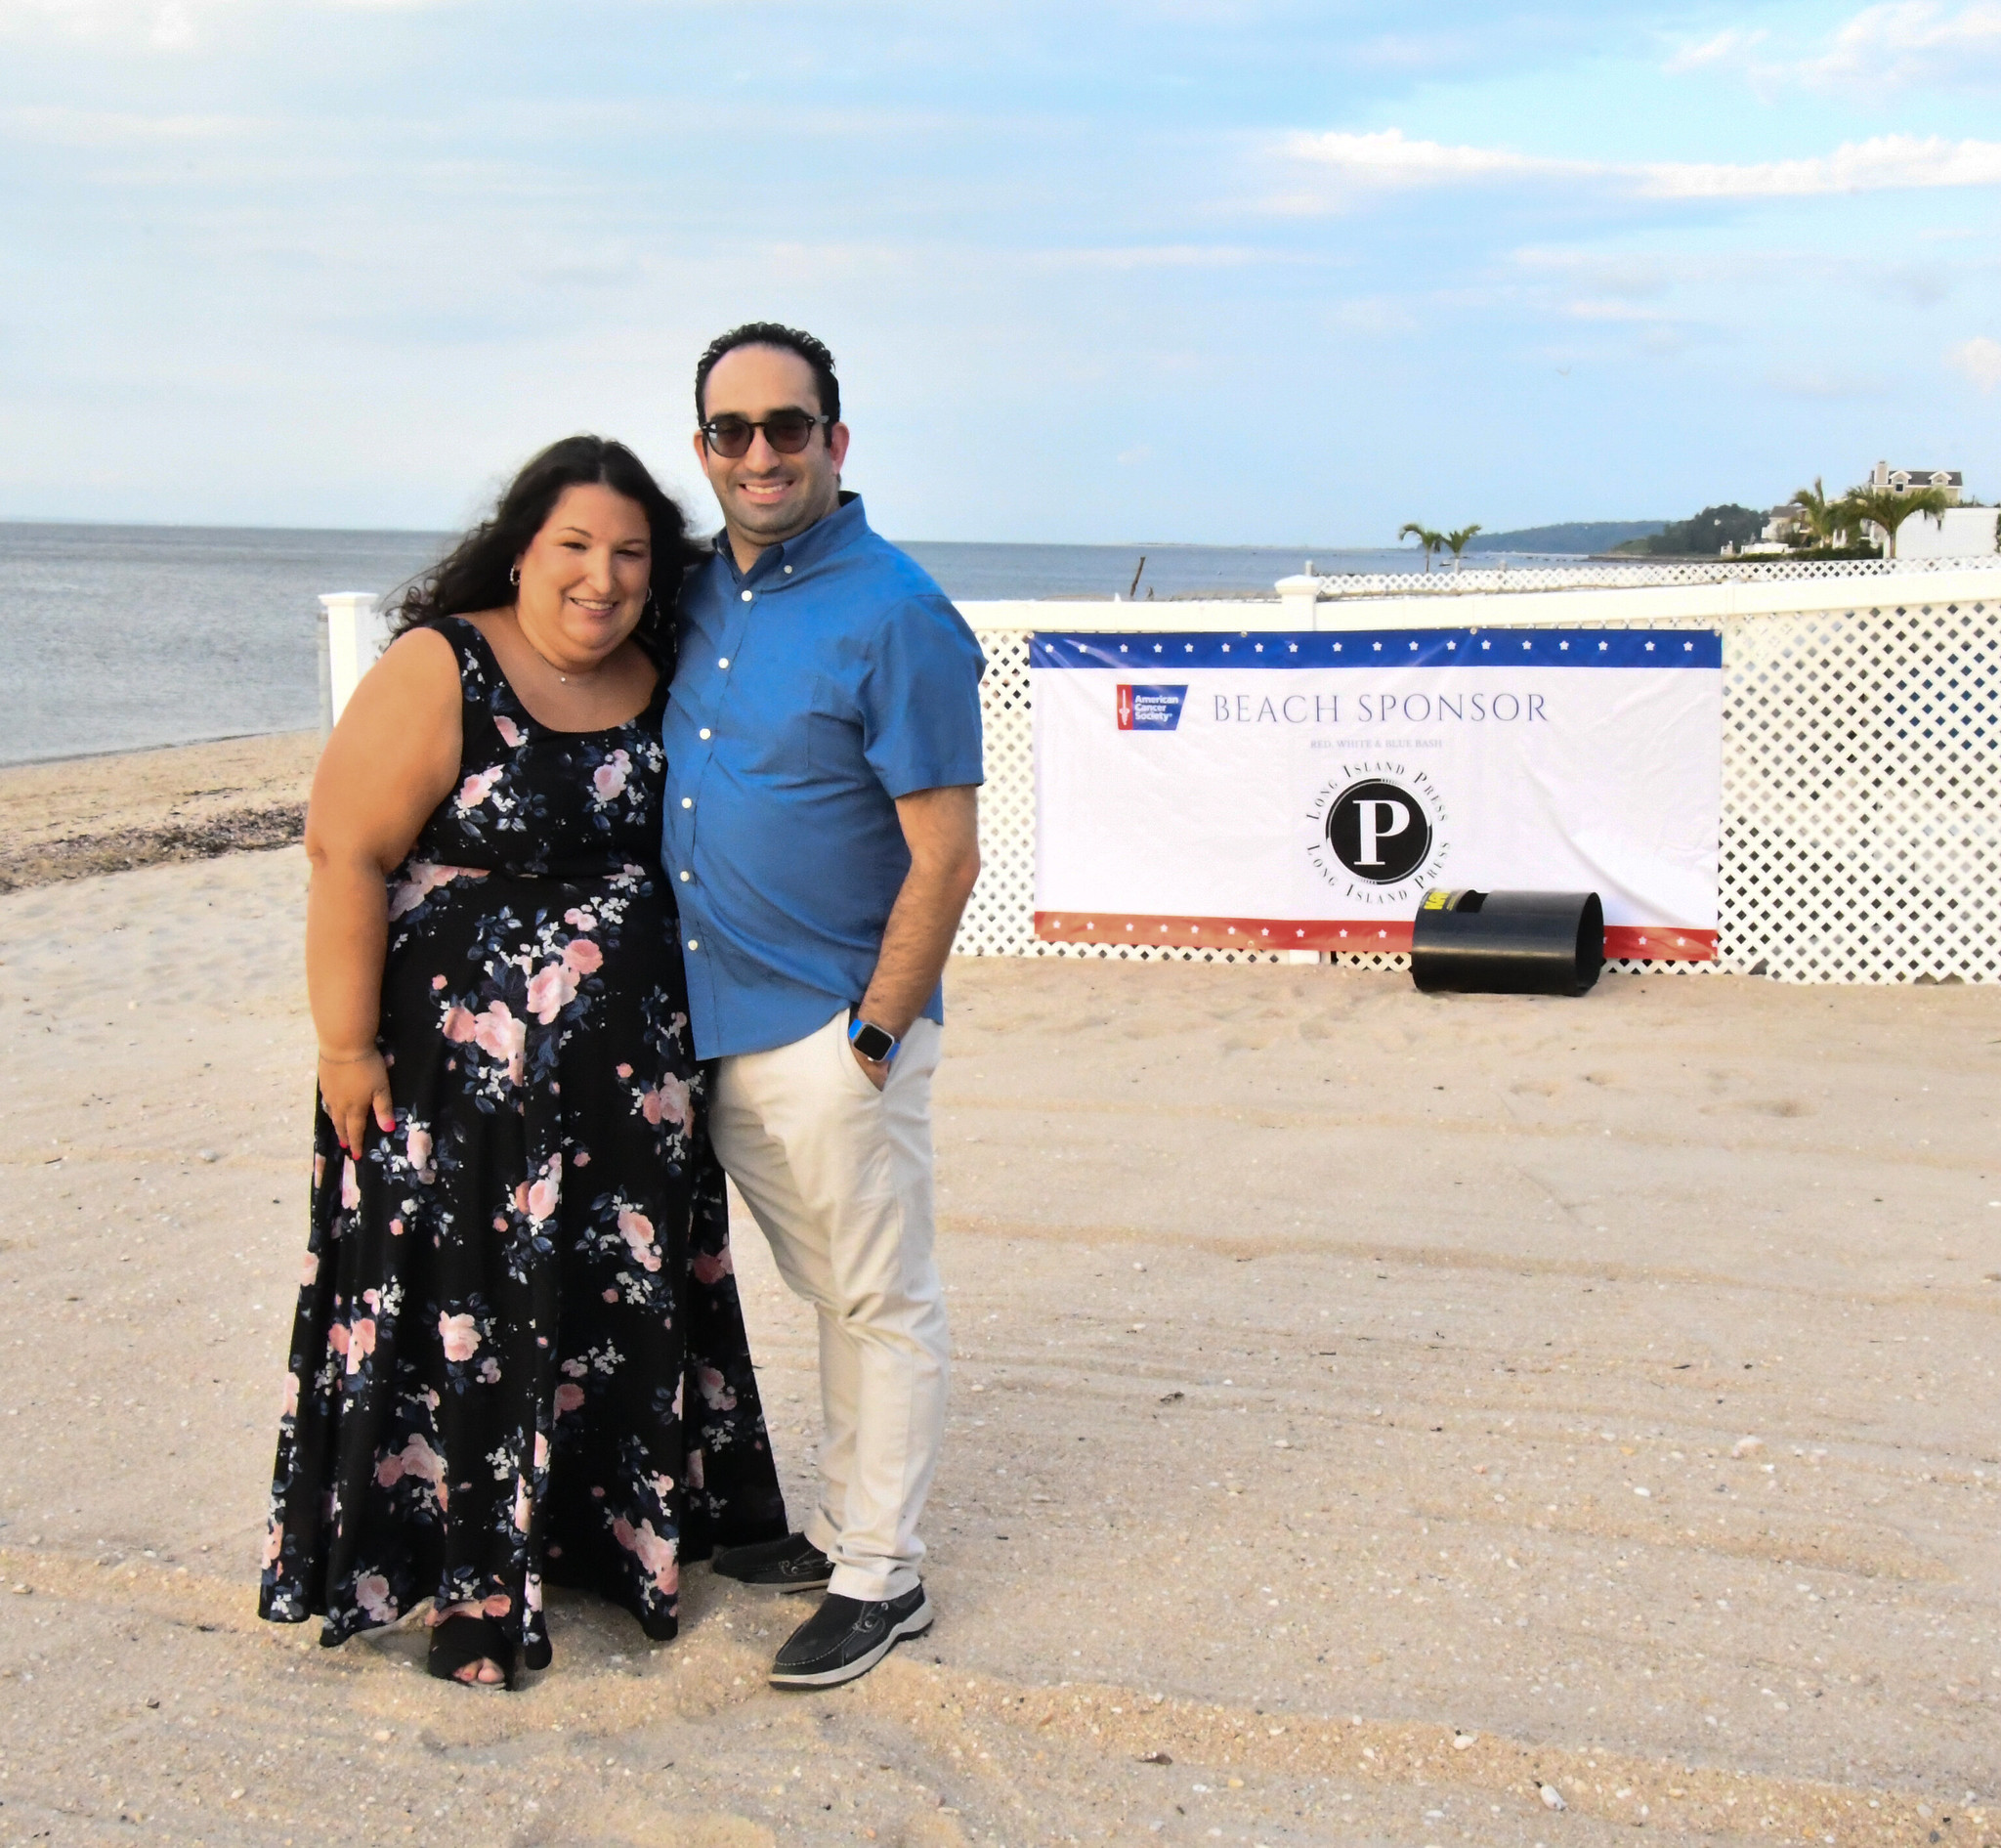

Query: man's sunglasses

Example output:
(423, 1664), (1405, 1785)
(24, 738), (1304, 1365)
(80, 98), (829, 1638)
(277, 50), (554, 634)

(699, 411), (831, 459)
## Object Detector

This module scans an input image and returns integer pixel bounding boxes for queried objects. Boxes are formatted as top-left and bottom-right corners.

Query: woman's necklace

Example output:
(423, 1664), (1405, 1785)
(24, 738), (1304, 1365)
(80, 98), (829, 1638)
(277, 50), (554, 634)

(515, 612), (600, 686)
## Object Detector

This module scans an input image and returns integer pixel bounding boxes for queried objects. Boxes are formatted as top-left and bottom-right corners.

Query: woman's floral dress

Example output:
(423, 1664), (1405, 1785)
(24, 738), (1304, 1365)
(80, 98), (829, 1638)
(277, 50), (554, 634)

(260, 617), (788, 1666)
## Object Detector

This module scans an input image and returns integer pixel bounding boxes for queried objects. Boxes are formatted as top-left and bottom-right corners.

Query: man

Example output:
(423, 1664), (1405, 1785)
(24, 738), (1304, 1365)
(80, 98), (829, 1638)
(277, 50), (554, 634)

(663, 322), (985, 1688)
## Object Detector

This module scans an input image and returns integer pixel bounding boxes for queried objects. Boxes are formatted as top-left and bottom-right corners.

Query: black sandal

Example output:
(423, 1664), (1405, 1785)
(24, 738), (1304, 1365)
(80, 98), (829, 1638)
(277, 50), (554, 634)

(426, 1613), (518, 1690)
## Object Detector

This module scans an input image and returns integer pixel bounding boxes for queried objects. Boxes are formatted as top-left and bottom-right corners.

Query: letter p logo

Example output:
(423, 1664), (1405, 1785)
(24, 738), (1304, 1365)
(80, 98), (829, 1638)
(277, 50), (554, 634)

(1327, 777), (1432, 883)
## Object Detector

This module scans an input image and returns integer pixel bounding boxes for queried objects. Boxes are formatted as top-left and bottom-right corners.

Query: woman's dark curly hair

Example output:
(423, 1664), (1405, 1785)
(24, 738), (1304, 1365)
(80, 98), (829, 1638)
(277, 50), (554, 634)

(389, 436), (703, 655)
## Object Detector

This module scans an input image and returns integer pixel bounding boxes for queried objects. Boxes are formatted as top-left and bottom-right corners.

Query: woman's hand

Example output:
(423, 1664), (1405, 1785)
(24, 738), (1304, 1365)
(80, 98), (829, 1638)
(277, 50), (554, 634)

(319, 1049), (396, 1156)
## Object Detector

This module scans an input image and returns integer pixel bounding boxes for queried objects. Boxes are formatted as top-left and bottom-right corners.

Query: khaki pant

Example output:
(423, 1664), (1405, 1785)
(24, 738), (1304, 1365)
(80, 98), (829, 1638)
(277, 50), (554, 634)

(710, 1008), (948, 1602)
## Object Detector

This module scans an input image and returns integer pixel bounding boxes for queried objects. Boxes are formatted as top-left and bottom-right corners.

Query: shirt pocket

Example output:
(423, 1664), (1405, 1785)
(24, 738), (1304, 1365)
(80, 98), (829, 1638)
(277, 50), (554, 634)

(738, 672), (822, 782)
(804, 675), (863, 780)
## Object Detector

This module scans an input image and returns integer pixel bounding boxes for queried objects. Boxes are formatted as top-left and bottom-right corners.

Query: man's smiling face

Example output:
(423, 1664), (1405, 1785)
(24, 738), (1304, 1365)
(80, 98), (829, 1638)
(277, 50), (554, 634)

(695, 342), (850, 564)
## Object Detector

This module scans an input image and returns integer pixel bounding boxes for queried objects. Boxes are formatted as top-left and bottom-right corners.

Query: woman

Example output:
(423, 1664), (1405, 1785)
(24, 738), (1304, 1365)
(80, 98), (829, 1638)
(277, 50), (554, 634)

(259, 436), (788, 1687)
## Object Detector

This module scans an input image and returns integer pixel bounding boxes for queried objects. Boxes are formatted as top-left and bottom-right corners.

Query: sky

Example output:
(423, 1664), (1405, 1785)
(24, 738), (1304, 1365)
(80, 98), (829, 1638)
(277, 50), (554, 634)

(1, 0), (1998, 544)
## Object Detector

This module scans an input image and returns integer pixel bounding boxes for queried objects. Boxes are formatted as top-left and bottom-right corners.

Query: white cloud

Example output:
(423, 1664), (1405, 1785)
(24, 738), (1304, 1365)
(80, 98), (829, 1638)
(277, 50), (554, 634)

(1280, 128), (1583, 191)
(1513, 242), (1983, 306)
(1950, 334), (2001, 390)
(0, 0), (105, 19)
(1664, 26), (1768, 72)
(0, 0), (210, 41)
(0, 0), (444, 40)
(1637, 134), (2001, 196)
(1556, 297), (1695, 357)
(1326, 294), (1419, 336)
(1279, 128), (2001, 203)
(0, 105), (262, 144)
(1798, 2), (2001, 91)
(1033, 244), (1264, 272)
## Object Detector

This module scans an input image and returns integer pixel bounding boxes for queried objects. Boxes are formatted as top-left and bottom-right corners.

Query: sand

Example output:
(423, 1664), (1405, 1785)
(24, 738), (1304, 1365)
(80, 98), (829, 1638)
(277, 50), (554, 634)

(1, 762), (1997, 1844)
(0, 733), (317, 892)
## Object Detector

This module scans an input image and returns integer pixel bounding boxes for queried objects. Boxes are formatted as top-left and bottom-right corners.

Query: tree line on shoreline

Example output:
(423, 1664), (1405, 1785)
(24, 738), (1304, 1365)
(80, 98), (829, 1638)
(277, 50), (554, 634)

(1398, 476), (1963, 567)
(1609, 477), (1953, 561)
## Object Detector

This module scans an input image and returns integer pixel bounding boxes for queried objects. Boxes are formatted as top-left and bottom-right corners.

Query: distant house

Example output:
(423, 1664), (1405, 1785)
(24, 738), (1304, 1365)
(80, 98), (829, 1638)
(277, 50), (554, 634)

(1870, 460), (1963, 503)
(1737, 499), (1826, 555)
(1758, 501), (1806, 547)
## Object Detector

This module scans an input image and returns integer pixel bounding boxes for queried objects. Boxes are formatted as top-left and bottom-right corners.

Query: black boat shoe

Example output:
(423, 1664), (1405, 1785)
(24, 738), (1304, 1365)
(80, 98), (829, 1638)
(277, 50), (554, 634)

(769, 1585), (933, 1689)
(711, 1532), (834, 1593)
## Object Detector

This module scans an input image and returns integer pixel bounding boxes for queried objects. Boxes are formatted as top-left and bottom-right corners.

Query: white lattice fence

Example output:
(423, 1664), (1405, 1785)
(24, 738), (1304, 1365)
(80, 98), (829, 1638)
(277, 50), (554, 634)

(954, 628), (1043, 955)
(1311, 555), (1980, 598)
(1718, 599), (2000, 981)
(953, 596), (2001, 983)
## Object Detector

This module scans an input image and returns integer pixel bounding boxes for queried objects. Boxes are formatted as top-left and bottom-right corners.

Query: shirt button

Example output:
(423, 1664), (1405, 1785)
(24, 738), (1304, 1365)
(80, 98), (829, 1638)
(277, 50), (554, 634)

(699, 727), (711, 741)
(740, 590), (753, 603)
(783, 565), (793, 575)
(678, 870), (691, 881)
(686, 938), (700, 951)
(717, 657), (730, 669)
(680, 796), (693, 809)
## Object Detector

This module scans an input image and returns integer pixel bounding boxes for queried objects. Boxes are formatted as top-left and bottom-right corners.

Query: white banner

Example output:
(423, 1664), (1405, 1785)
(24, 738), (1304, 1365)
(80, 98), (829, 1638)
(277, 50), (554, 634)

(1032, 627), (1724, 960)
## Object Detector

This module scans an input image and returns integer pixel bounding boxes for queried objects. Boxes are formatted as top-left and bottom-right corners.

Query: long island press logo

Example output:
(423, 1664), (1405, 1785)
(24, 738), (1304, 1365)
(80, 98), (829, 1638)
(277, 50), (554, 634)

(1305, 763), (1449, 905)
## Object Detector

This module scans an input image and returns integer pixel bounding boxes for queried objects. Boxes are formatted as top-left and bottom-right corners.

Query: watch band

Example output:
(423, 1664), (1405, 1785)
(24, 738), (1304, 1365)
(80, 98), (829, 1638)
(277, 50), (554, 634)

(847, 1014), (900, 1063)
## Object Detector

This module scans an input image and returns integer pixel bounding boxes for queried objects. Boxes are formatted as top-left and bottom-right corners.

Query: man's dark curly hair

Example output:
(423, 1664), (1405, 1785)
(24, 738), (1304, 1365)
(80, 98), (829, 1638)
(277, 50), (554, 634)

(695, 322), (840, 426)
(388, 435), (702, 654)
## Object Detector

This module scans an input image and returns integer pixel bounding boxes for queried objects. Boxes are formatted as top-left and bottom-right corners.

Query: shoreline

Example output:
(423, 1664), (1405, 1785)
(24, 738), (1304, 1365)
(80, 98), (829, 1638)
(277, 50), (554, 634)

(0, 724), (310, 774)
(0, 729), (318, 892)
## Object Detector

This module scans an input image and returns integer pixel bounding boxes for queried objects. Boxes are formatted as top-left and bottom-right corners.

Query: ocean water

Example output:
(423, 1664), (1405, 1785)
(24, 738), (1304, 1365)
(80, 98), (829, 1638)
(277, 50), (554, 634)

(1, 523), (450, 768)
(898, 540), (1412, 600)
(0, 522), (1478, 766)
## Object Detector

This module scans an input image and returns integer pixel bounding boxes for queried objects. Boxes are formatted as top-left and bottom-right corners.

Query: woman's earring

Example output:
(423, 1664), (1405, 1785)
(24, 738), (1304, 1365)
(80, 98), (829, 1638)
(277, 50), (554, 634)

(508, 565), (522, 587)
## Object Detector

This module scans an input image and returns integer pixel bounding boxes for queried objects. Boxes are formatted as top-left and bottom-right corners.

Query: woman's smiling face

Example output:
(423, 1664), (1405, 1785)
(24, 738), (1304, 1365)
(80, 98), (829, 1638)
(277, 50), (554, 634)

(514, 481), (654, 665)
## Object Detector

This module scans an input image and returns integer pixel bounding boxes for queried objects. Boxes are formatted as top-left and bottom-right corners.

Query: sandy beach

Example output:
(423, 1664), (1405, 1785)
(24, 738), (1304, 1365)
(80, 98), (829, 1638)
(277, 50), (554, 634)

(1, 743), (1997, 1847)
(0, 733), (317, 893)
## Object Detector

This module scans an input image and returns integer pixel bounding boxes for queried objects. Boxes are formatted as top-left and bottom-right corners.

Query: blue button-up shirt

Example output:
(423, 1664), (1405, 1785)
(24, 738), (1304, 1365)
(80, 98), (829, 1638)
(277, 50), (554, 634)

(662, 495), (986, 1059)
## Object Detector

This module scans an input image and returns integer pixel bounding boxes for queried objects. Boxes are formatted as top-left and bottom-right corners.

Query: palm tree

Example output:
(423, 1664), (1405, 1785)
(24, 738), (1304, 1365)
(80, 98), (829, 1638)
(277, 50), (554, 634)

(1787, 478), (1849, 551)
(1845, 484), (1950, 560)
(1443, 524), (1482, 573)
(1398, 522), (1445, 573)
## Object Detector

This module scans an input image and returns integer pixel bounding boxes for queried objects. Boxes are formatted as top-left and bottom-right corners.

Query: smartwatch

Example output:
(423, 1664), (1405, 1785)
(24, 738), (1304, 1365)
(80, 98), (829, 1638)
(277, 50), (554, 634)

(847, 1014), (900, 1064)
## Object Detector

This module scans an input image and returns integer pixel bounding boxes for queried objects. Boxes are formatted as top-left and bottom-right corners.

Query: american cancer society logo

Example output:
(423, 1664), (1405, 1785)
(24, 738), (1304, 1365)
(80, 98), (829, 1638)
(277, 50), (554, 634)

(1115, 684), (1187, 731)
